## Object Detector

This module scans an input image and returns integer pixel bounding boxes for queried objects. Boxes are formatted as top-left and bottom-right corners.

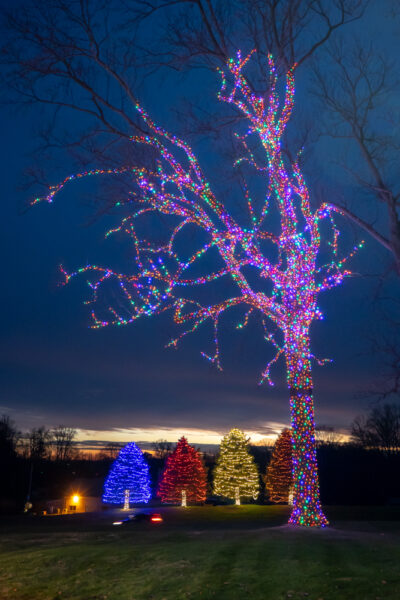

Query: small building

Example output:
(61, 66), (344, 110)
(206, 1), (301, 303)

(45, 478), (103, 514)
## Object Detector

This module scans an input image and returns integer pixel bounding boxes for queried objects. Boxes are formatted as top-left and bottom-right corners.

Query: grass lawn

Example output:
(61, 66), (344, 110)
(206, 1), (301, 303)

(1, 506), (400, 600)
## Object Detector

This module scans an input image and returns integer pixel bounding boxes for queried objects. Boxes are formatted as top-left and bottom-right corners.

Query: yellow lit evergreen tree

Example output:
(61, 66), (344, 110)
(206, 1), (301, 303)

(265, 429), (293, 503)
(213, 428), (259, 505)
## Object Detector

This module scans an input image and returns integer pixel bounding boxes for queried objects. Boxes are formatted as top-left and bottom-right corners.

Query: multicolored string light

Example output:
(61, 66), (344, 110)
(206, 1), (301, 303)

(35, 51), (363, 526)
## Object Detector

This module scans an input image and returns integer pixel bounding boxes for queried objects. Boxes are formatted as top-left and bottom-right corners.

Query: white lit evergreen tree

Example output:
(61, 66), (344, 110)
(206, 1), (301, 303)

(213, 428), (259, 505)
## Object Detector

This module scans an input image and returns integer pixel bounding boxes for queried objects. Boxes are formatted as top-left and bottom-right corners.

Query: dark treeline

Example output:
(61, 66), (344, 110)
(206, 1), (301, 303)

(2, 405), (400, 514)
(318, 444), (400, 506)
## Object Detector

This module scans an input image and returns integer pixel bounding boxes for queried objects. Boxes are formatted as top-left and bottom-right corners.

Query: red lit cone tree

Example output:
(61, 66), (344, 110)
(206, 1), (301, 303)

(213, 428), (259, 505)
(265, 429), (293, 503)
(157, 437), (207, 506)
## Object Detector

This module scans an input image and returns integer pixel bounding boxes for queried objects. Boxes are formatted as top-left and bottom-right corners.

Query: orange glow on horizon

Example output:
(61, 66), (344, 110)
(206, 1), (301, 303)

(74, 424), (288, 446)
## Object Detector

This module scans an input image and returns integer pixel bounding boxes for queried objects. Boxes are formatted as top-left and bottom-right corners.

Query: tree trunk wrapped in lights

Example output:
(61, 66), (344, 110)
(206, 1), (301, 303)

(35, 50), (363, 526)
(123, 489), (130, 510)
(157, 437), (207, 505)
(213, 428), (259, 505)
(265, 429), (293, 504)
(286, 344), (322, 524)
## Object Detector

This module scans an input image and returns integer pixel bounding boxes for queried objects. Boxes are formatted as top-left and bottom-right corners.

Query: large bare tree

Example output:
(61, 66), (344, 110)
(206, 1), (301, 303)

(0, 0), (369, 526)
(0, 1), (367, 185)
(313, 38), (400, 275)
(311, 33), (400, 398)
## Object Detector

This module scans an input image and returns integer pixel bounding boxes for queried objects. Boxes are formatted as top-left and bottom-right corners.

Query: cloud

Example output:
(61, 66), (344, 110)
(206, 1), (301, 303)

(1, 329), (377, 438)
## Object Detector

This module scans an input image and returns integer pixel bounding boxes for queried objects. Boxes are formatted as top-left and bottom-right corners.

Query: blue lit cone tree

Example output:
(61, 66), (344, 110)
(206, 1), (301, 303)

(103, 442), (151, 507)
(157, 437), (207, 506)
(213, 428), (259, 505)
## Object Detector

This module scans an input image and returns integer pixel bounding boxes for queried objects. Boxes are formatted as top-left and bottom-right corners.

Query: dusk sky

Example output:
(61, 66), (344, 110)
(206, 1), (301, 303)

(1, 0), (398, 447)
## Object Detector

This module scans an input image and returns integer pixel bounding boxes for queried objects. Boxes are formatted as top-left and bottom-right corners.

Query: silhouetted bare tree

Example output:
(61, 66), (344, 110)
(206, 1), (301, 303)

(0, 0), (367, 193)
(152, 439), (172, 460)
(351, 403), (400, 453)
(367, 299), (400, 398)
(0, 415), (20, 462)
(99, 442), (124, 460)
(313, 38), (400, 275)
(52, 425), (76, 461)
(28, 427), (52, 461)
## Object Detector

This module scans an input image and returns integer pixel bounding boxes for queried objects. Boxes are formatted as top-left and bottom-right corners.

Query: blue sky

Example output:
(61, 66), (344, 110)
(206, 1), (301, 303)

(0, 0), (398, 445)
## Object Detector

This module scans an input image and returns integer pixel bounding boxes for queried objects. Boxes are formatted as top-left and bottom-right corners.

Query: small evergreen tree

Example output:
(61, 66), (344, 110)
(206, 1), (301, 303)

(157, 437), (207, 505)
(213, 428), (259, 505)
(265, 429), (293, 503)
(103, 442), (151, 506)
